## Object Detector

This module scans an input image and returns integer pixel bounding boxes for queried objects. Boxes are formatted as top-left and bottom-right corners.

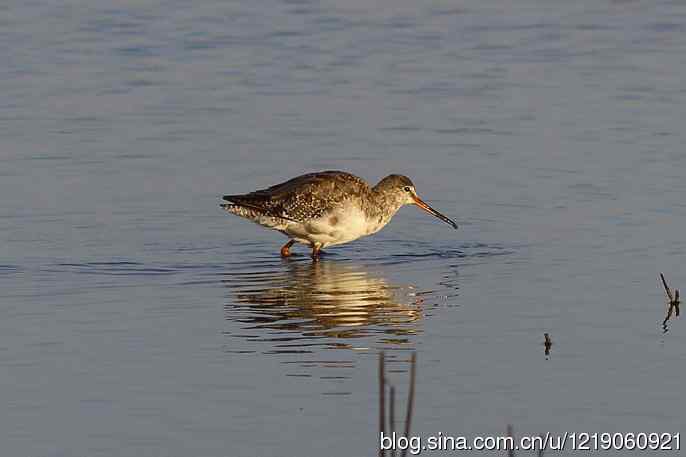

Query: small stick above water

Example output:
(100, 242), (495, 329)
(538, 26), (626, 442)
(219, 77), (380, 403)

(400, 353), (417, 457)
(660, 273), (681, 329)
(674, 289), (681, 317)
(378, 352), (417, 457)
(543, 333), (552, 356)
(506, 425), (516, 457)
(660, 273), (674, 303)
(379, 352), (386, 457)
(389, 386), (396, 457)
(537, 434), (546, 457)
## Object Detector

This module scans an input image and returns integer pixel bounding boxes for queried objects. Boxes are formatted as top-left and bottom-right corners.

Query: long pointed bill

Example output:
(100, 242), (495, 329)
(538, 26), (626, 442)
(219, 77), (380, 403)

(412, 195), (459, 229)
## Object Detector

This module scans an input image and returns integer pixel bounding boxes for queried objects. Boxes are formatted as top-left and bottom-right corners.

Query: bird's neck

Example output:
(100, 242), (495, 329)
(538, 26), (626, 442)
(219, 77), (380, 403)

(366, 188), (405, 222)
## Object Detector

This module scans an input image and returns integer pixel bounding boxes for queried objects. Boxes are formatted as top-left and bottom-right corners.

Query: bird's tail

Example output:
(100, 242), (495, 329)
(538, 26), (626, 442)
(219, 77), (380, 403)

(222, 194), (268, 212)
(220, 195), (296, 222)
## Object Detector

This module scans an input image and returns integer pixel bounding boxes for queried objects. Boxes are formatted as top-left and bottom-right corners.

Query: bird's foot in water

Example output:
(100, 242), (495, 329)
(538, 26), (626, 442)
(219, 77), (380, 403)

(280, 240), (295, 258)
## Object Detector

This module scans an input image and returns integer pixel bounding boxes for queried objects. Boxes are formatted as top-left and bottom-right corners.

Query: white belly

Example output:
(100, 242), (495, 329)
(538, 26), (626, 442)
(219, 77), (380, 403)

(284, 205), (388, 248)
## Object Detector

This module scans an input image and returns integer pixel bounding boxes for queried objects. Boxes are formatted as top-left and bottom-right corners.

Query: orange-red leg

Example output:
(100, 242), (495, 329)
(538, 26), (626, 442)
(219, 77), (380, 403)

(280, 240), (295, 257)
(311, 244), (322, 261)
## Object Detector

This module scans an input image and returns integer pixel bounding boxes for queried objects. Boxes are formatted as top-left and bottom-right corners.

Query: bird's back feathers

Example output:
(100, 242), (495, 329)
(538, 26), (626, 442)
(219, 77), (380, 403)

(222, 171), (370, 223)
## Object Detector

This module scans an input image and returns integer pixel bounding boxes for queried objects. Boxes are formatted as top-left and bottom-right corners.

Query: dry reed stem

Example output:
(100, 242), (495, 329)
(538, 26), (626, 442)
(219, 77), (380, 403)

(400, 353), (417, 457)
(660, 273), (681, 328)
(379, 352), (386, 457)
(506, 425), (516, 457)
(389, 386), (396, 457)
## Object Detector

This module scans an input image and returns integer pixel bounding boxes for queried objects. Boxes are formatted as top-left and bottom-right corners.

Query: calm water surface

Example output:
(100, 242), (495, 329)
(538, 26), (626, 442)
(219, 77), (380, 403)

(2, 1), (686, 456)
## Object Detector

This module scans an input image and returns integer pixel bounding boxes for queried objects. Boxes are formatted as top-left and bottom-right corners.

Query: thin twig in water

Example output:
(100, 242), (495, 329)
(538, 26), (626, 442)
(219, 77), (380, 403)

(400, 353), (417, 457)
(379, 352), (386, 457)
(676, 289), (681, 317)
(660, 273), (674, 302)
(660, 273), (681, 328)
(537, 434), (545, 457)
(389, 385), (396, 457)
(506, 425), (516, 457)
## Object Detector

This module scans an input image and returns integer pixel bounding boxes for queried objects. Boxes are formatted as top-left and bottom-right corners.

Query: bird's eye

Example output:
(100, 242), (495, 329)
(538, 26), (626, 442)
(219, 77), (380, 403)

(403, 186), (412, 192)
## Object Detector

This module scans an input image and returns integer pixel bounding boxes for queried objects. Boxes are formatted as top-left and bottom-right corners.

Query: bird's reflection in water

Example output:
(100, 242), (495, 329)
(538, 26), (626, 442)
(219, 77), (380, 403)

(223, 260), (423, 352)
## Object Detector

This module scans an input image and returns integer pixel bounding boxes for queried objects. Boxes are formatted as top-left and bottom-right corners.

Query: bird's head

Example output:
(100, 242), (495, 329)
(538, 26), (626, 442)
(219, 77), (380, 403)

(374, 174), (458, 229)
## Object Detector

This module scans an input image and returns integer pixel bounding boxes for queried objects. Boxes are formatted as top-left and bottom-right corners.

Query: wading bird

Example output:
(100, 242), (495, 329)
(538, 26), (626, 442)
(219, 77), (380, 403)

(221, 171), (458, 260)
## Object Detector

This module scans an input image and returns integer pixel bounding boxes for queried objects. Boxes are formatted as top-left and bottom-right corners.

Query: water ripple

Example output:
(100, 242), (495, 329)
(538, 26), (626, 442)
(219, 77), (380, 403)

(53, 262), (177, 276)
(0, 264), (20, 275)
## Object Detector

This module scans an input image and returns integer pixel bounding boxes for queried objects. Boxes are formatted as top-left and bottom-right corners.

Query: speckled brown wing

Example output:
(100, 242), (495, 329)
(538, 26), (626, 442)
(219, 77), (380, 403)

(222, 171), (369, 223)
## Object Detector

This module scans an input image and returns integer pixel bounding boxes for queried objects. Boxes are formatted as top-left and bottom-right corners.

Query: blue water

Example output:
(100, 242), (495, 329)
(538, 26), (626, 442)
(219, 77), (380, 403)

(2, 1), (686, 456)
